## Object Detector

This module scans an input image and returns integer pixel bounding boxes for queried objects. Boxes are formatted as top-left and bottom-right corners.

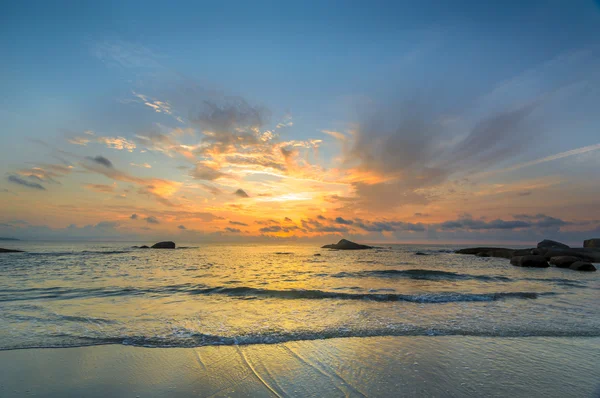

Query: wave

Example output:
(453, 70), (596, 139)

(331, 269), (512, 282)
(0, 284), (551, 303)
(2, 326), (599, 351)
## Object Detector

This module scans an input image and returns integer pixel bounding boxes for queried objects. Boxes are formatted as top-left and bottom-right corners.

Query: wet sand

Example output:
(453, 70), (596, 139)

(1, 336), (599, 397)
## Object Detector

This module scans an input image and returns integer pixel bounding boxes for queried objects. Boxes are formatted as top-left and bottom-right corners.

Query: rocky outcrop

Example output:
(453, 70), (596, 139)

(140, 245), (150, 249)
(569, 261), (597, 272)
(583, 239), (600, 248)
(510, 255), (550, 268)
(455, 247), (517, 259)
(321, 239), (372, 250)
(537, 239), (570, 250)
(456, 238), (599, 272)
(151, 241), (176, 249)
(540, 248), (599, 262)
(0, 248), (24, 253)
(549, 256), (580, 268)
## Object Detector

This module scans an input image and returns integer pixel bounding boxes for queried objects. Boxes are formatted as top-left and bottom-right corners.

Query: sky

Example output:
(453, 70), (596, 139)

(1, 0), (600, 244)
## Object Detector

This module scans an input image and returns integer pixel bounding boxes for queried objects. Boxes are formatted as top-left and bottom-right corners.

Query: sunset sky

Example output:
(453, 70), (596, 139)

(1, 1), (600, 243)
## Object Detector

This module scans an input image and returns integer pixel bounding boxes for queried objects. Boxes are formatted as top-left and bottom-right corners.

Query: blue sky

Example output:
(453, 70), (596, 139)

(1, 0), (600, 243)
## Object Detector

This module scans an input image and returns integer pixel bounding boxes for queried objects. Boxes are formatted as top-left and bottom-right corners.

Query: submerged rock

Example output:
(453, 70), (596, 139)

(569, 261), (597, 272)
(549, 256), (580, 268)
(321, 239), (372, 250)
(510, 255), (549, 268)
(583, 238), (600, 248)
(415, 252), (429, 256)
(0, 248), (24, 253)
(151, 241), (176, 249)
(537, 239), (570, 250)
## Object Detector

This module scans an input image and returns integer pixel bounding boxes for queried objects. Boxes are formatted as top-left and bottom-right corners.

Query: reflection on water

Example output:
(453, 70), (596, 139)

(0, 242), (598, 350)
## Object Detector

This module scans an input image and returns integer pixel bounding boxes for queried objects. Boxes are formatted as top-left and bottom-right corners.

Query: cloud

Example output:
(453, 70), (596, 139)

(130, 214), (138, 220)
(479, 142), (600, 177)
(229, 221), (248, 226)
(86, 155), (113, 168)
(321, 130), (347, 141)
(334, 99), (541, 211)
(130, 162), (152, 168)
(224, 227), (241, 233)
(234, 189), (249, 198)
(334, 217), (354, 225)
(145, 216), (160, 224)
(85, 183), (115, 193)
(190, 162), (228, 180)
(68, 132), (137, 152)
(440, 217), (531, 231)
(97, 136), (136, 152)
(178, 225), (186, 230)
(7, 175), (46, 190)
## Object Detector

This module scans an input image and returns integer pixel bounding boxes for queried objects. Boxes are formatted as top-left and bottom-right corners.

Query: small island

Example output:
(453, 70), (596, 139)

(321, 239), (372, 250)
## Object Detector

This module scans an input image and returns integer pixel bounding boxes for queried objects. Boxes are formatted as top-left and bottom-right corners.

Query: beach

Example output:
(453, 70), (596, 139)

(2, 336), (599, 397)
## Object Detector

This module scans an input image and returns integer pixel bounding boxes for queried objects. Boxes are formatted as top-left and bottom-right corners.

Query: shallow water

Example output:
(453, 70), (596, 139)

(0, 242), (598, 350)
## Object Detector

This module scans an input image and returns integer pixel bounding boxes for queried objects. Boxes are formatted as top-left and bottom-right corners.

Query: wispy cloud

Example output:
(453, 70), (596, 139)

(7, 175), (46, 190)
(480, 143), (600, 176)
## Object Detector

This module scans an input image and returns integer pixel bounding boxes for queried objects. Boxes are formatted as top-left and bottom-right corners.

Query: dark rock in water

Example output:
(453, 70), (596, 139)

(569, 261), (597, 272)
(415, 252), (429, 256)
(321, 239), (372, 250)
(476, 252), (490, 257)
(549, 256), (580, 268)
(314, 253), (321, 256)
(537, 239), (570, 250)
(140, 245), (150, 249)
(455, 247), (516, 259)
(510, 255), (549, 268)
(151, 241), (176, 249)
(0, 248), (24, 253)
(513, 248), (537, 256)
(542, 248), (596, 262)
(583, 238), (600, 248)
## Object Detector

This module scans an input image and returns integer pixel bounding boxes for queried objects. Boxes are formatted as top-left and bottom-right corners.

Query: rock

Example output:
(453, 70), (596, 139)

(455, 247), (516, 259)
(321, 239), (372, 250)
(537, 239), (569, 250)
(140, 245), (150, 249)
(513, 248), (537, 256)
(569, 261), (597, 272)
(415, 252), (429, 256)
(510, 255), (549, 268)
(0, 248), (24, 253)
(542, 248), (596, 262)
(151, 241), (176, 249)
(476, 252), (490, 257)
(313, 253), (321, 256)
(549, 256), (581, 268)
(583, 239), (600, 248)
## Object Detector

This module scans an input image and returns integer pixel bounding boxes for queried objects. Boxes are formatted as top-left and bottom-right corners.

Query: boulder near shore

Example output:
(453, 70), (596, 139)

(151, 241), (176, 249)
(584, 238), (600, 248)
(456, 239), (597, 272)
(322, 239), (372, 250)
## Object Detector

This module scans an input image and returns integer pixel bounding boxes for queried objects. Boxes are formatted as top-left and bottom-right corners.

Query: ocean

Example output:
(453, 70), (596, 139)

(1, 241), (598, 351)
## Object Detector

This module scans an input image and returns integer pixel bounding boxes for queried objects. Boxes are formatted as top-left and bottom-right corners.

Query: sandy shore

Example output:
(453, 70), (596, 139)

(1, 336), (599, 397)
